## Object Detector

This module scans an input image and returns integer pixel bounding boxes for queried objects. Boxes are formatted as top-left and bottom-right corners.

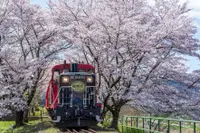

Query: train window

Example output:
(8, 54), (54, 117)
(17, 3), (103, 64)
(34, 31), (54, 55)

(53, 70), (60, 81)
(48, 89), (51, 106)
(88, 69), (94, 73)
(63, 69), (69, 73)
(79, 69), (86, 72)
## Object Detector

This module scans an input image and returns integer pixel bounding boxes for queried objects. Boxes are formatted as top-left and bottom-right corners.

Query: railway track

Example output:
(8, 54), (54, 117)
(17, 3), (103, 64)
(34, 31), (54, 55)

(60, 128), (96, 133)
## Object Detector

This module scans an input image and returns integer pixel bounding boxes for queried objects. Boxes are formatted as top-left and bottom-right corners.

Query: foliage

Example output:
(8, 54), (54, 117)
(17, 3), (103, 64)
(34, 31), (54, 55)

(101, 115), (113, 128)
(0, 0), (71, 119)
(50, 0), (200, 128)
(0, 0), (199, 129)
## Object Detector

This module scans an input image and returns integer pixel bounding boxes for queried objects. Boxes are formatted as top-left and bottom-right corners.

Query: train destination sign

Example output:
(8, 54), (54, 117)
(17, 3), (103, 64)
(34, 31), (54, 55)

(70, 76), (85, 80)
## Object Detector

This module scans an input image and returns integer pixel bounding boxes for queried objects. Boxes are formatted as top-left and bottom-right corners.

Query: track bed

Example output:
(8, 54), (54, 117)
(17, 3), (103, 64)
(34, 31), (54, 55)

(59, 127), (97, 133)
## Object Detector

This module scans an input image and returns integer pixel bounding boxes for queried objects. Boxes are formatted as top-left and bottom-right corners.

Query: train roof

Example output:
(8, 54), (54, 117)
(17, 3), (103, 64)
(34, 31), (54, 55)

(52, 63), (95, 71)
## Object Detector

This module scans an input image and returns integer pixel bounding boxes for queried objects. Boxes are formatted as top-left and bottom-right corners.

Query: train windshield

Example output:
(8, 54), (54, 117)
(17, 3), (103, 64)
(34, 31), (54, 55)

(63, 69), (69, 73)
(53, 69), (60, 81)
(79, 69), (86, 72)
(88, 69), (94, 73)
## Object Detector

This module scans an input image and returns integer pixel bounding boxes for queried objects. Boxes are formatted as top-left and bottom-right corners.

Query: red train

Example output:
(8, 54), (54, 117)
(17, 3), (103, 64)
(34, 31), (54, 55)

(45, 61), (102, 127)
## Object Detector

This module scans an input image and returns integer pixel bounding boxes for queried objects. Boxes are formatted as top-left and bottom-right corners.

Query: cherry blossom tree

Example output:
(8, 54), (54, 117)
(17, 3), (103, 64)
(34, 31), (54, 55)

(132, 73), (200, 119)
(0, 0), (71, 126)
(50, 0), (200, 129)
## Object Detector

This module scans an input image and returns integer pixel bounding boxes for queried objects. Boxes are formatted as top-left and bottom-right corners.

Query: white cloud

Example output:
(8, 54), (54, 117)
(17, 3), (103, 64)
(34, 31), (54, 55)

(189, 10), (200, 18)
(148, 0), (200, 18)
(186, 0), (200, 10)
(148, 0), (200, 11)
(168, 0), (200, 17)
(179, 0), (200, 9)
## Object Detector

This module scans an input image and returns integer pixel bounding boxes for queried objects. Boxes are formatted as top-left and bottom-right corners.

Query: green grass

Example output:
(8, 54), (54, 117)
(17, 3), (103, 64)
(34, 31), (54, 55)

(0, 118), (118, 133)
(0, 110), (55, 133)
(0, 121), (15, 131)
(0, 110), (120, 133)
(98, 115), (112, 128)
(15, 118), (54, 133)
(118, 125), (144, 133)
(0, 118), (56, 133)
(118, 121), (200, 133)
(29, 108), (48, 117)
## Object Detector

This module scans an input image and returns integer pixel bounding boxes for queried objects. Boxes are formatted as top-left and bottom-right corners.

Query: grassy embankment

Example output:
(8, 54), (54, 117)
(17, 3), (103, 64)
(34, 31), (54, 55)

(0, 119), (118, 133)
(0, 108), (58, 133)
(0, 109), (118, 133)
(0, 118), (57, 133)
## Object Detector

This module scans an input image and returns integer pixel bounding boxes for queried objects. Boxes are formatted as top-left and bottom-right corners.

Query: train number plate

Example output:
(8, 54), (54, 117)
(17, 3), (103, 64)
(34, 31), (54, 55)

(71, 81), (85, 92)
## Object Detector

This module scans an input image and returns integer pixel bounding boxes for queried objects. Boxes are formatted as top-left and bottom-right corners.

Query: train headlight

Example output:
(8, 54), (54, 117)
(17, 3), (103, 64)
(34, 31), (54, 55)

(62, 76), (69, 83)
(87, 76), (93, 83)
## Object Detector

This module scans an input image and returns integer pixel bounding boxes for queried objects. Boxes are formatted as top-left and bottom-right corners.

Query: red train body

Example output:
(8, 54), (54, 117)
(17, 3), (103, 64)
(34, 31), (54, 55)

(45, 61), (101, 127)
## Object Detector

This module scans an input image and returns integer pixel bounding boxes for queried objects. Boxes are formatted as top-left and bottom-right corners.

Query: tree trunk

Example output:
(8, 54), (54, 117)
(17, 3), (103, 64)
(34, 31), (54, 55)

(15, 111), (24, 127)
(100, 106), (108, 121)
(32, 108), (35, 116)
(108, 99), (129, 129)
(111, 111), (120, 129)
(25, 86), (37, 123)
(27, 87), (36, 107)
(23, 108), (29, 123)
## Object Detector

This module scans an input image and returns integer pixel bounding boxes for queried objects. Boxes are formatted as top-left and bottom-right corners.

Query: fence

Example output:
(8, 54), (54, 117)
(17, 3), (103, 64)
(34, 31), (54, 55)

(120, 116), (200, 133)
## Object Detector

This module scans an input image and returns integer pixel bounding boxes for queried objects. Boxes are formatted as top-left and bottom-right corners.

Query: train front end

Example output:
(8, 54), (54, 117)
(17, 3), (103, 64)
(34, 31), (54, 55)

(49, 63), (101, 127)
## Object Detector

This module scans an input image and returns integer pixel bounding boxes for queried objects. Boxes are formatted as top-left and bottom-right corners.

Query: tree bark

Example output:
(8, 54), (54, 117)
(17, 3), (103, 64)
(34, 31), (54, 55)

(15, 111), (24, 127)
(111, 111), (120, 129)
(107, 99), (129, 129)
(100, 107), (108, 124)
(23, 108), (29, 123)
(23, 71), (40, 123)
(101, 94), (110, 121)
(32, 108), (35, 116)
(27, 87), (37, 107)
(23, 88), (36, 123)
(101, 104), (108, 118)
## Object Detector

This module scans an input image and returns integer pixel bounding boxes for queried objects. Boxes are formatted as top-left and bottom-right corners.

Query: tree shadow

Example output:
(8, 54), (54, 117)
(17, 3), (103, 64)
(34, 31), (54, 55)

(4, 120), (53, 133)
(90, 126), (118, 132)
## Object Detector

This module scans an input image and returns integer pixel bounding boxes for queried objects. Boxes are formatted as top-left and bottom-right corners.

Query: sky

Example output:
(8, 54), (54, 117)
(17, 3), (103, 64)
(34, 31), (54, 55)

(31, 0), (200, 72)
(31, 0), (49, 8)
